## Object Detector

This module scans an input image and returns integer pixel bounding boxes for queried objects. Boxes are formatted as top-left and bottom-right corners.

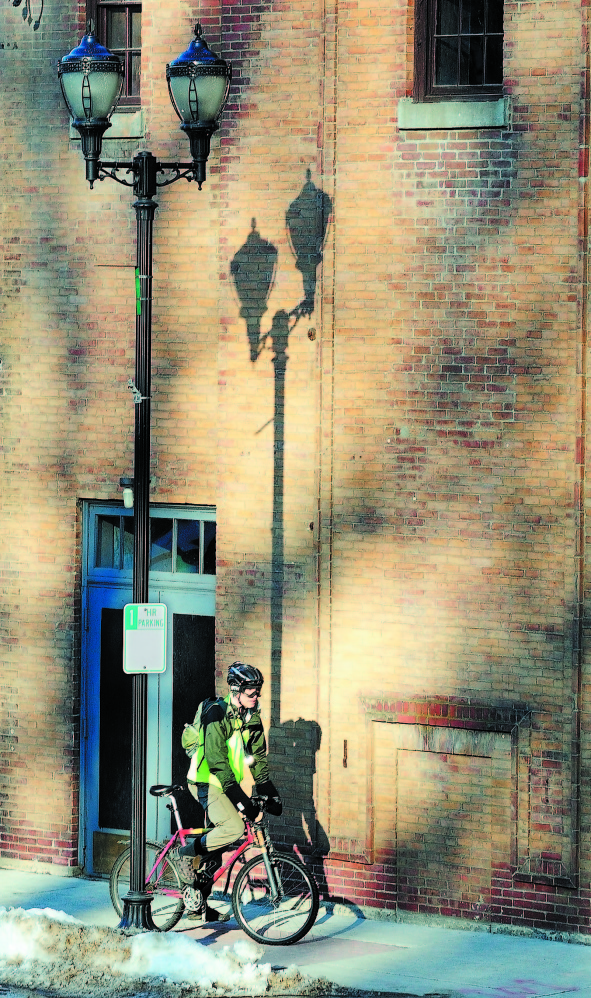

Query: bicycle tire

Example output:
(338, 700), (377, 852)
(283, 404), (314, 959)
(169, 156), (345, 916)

(109, 839), (185, 931)
(231, 851), (319, 945)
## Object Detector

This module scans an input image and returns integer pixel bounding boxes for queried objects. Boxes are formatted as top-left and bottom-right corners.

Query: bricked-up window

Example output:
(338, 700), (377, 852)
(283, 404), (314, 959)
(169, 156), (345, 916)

(88, 0), (141, 105)
(414, 0), (503, 101)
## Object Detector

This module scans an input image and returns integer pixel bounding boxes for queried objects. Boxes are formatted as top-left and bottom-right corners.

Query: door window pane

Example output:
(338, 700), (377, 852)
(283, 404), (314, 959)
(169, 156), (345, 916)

(122, 517), (134, 571)
(92, 512), (215, 575)
(96, 516), (120, 568)
(203, 522), (216, 575)
(150, 519), (173, 571)
(176, 520), (200, 574)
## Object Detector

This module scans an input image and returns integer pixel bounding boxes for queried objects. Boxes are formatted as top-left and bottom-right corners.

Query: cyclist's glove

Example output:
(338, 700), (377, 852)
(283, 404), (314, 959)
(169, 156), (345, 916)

(226, 783), (260, 822)
(256, 780), (283, 816)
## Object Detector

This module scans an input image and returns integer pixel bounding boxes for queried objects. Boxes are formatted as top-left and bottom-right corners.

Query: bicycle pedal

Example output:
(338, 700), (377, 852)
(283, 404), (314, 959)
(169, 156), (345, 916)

(194, 870), (214, 888)
(182, 885), (204, 914)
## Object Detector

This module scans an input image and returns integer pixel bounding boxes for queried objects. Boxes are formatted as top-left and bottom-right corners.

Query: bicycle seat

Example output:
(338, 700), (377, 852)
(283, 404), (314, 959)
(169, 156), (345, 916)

(149, 783), (184, 797)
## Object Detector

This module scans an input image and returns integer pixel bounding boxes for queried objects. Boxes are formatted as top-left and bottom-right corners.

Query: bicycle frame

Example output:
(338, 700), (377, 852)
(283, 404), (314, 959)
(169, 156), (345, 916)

(145, 797), (267, 900)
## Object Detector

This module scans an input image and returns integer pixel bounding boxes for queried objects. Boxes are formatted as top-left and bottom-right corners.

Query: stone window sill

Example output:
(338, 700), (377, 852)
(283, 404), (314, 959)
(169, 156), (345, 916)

(398, 97), (509, 130)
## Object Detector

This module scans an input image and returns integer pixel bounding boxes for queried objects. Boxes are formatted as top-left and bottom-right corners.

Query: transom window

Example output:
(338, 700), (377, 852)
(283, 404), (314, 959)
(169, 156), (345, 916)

(88, 0), (141, 105)
(92, 509), (216, 576)
(415, 0), (503, 101)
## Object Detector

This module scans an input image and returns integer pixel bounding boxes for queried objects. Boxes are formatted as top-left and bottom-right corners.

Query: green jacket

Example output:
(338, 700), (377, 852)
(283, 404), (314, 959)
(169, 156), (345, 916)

(187, 695), (270, 792)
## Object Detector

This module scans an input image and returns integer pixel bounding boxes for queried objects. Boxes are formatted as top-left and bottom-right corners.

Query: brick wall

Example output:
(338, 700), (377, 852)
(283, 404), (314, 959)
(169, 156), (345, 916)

(1, 0), (591, 935)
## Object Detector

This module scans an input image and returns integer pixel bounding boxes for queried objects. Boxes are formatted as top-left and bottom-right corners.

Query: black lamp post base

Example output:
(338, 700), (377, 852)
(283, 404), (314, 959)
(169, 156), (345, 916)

(117, 892), (159, 932)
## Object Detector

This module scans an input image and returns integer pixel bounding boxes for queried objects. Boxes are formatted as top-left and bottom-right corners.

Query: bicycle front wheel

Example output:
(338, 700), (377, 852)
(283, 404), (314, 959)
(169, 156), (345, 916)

(109, 839), (185, 931)
(232, 852), (319, 944)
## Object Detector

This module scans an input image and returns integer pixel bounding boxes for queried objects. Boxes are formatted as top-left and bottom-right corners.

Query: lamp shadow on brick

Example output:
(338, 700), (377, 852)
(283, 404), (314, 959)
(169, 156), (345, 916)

(286, 169), (333, 321)
(230, 219), (278, 362)
(230, 173), (333, 361)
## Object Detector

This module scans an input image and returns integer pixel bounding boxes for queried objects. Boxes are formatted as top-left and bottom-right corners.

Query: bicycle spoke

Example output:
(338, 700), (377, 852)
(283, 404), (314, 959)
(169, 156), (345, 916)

(109, 840), (185, 931)
(232, 853), (319, 945)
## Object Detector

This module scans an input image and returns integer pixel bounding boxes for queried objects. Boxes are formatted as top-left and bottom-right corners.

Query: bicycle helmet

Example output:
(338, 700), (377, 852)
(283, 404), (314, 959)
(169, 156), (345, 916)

(227, 661), (264, 691)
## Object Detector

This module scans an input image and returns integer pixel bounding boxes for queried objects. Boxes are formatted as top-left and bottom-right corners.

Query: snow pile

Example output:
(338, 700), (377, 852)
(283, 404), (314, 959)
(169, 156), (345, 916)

(0, 906), (313, 997)
(0, 906), (82, 963)
(114, 932), (270, 991)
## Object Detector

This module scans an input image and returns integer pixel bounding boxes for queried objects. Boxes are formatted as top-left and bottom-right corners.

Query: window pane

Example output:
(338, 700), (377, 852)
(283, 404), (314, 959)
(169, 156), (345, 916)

(130, 53), (141, 97)
(460, 35), (484, 84)
(428, 0), (502, 95)
(176, 520), (200, 574)
(203, 522), (216, 575)
(485, 34), (503, 83)
(96, 516), (120, 568)
(461, 0), (484, 34)
(106, 9), (127, 50)
(435, 37), (459, 85)
(150, 519), (173, 571)
(437, 0), (459, 34)
(131, 10), (141, 46)
(487, 0), (503, 33)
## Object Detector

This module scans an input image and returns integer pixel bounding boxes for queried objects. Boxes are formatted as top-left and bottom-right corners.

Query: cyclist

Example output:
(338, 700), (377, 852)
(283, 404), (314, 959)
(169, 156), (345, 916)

(174, 661), (282, 921)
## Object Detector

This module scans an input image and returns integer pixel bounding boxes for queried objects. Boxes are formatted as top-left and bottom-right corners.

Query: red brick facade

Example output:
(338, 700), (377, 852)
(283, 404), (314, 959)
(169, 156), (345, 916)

(2, 0), (591, 936)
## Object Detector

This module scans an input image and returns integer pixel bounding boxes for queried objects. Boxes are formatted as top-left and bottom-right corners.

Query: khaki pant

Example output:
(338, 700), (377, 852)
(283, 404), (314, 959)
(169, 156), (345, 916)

(188, 781), (245, 853)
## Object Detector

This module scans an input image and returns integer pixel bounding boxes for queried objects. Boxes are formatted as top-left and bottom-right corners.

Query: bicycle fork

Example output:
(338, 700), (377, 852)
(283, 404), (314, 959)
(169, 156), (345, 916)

(257, 826), (284, 901)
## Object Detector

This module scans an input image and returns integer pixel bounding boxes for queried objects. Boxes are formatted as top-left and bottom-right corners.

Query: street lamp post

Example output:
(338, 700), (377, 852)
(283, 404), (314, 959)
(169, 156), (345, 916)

(58, 22), (231, 931)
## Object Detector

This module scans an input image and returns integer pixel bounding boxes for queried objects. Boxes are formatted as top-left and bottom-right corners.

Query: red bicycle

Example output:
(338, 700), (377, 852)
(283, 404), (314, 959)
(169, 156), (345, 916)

(109, 783), (319, 944)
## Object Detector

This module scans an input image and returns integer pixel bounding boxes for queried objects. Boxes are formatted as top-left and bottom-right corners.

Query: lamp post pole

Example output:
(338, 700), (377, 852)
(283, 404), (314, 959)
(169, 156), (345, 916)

(58, 24), (231, 933)
(124, 152), (157, 930)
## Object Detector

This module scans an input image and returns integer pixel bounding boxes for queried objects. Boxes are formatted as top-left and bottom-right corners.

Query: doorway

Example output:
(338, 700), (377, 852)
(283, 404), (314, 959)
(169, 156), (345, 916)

(81, 502), (216, 874)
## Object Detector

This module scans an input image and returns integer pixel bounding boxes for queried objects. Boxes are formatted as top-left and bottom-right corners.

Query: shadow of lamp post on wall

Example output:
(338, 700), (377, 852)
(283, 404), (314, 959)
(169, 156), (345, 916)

(286, 169), (333, 320)
(57, 21), (231, 932)
(230, 220), (278, 362)
(230, 177), (332, 720)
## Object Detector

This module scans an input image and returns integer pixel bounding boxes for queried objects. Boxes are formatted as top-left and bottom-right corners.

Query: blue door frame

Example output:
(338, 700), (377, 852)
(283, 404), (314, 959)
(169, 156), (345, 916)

(81, 502), (216, 874)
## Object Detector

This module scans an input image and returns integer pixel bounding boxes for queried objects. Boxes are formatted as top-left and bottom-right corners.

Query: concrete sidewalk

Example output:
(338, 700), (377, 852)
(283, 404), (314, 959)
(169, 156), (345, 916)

(1, 866), (591, 996)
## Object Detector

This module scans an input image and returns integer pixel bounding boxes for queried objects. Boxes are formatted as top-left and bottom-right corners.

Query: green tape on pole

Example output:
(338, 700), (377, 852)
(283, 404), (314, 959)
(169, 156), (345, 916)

(135, 267), (141, 316)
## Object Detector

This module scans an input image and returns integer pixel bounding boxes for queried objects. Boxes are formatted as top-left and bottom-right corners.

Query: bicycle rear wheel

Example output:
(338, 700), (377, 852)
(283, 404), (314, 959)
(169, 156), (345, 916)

(109, 839), (185, 931)
(231, 852), (319, 944)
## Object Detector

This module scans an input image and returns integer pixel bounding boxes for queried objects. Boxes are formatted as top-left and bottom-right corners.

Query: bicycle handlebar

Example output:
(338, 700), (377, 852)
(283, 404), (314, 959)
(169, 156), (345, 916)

(248, 792), (269, 822)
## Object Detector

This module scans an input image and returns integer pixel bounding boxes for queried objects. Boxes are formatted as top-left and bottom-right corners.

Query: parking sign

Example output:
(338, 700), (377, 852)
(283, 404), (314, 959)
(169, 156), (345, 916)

(123, 603), (167, 674)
